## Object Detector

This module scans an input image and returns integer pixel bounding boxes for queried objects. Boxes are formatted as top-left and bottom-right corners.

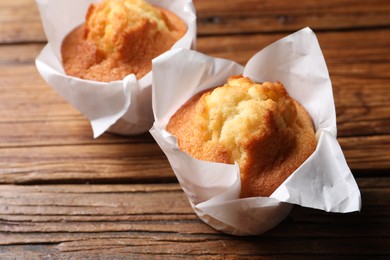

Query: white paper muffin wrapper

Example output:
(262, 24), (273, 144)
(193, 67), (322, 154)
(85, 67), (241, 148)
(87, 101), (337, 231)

(150, 28), (361, 235)
(35, 0), (196, 137)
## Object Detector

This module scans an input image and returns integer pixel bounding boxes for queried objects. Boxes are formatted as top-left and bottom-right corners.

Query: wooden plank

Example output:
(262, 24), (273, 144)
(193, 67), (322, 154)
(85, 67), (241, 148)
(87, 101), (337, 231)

(0, 134), (388, 184)
(339, 135), (390, 170)
(0, 117), (154, 147)
(195, 0), (390, 35)
(0, 0), (45, 43)
(0, 43), (42, 65)
(0, 143), (174, 184)
(54, 237), (390, 256)
(0, 64), (81, 122)
(196, 29), (390, 65)
(1, 0), (390, 43)
(195, 0), (390, 15)
(0, 245), (388, 259)
(0, 179), (388, 257)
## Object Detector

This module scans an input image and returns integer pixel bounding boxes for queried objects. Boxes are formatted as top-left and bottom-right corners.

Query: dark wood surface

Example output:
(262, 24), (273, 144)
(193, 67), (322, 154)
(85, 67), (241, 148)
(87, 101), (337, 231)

(0, 0), (389, 258)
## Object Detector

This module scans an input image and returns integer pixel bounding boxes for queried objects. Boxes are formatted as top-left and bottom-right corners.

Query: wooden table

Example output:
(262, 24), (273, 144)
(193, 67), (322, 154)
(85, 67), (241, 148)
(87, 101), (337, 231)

(1, 0), (389, 258)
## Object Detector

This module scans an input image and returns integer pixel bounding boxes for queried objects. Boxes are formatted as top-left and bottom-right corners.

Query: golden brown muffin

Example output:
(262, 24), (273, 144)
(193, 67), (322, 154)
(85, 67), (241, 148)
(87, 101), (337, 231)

(61, 0), (186, 82)
(167, 75), (317, 198)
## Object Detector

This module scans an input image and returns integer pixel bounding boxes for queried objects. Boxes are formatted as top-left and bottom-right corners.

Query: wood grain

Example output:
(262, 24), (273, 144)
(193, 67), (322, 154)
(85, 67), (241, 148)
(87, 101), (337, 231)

(0, 178), (388, 257)
(1, 0), (390, 43)
(0, 143), (174, 184)
(0, 0), (44, 43)
(0, 134), (388, 184)
(340, 135), (390, 170)
(195, 0), (390, 35)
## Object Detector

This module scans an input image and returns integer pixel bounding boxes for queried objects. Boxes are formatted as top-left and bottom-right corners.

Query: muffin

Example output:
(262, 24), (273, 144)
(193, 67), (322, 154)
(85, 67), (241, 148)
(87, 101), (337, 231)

(167, 75), (317, 198)
(61, 0), (187, 82)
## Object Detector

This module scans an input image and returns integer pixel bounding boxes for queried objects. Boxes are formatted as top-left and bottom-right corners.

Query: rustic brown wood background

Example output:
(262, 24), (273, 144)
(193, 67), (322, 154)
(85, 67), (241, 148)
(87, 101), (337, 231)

(0, 0), (389, 258)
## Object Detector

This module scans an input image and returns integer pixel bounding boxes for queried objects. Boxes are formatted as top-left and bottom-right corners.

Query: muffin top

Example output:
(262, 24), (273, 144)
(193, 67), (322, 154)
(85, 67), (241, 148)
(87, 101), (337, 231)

(85, 0), (171, 57)
(202, 76), (298, 163)
(61, 0), (186, 82)
(167, 76), (317, 197)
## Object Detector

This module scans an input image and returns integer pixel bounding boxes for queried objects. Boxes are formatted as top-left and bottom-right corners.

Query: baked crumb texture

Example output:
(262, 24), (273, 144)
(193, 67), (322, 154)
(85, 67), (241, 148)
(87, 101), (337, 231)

(167, 76), (317, 198)
(62, 0), (186, 82)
